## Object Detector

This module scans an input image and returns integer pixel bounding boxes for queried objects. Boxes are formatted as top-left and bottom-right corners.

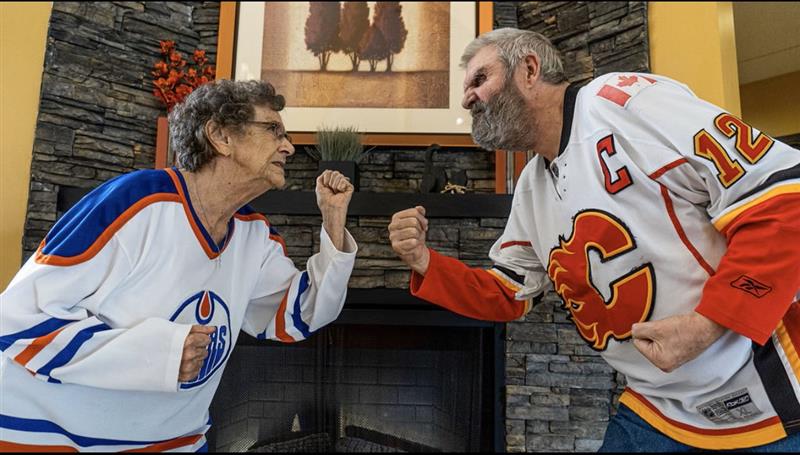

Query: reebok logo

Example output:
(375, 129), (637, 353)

(731, 275), (772, 298)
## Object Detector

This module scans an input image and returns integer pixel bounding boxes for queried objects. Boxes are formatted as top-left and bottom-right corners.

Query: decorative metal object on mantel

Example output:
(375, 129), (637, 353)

(306, 126), (370, 191)
(151, 40), (215, 169)
(420, 144), (469, 194)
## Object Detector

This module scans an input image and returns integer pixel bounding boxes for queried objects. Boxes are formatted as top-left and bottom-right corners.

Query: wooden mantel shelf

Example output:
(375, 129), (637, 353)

(249, 191), (512, 218)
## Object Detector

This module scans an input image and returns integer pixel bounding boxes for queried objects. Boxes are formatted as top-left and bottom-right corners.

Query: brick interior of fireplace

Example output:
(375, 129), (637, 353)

(208, 323), (496, 452)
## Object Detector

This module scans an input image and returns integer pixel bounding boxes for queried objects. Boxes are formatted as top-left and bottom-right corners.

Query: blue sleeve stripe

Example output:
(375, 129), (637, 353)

(36, 323), (110, 378)
(0, 414), (179, 447)
(291, 272), (312, 339)
(40, 170), (178, 259)
(0, 318), (73, 352)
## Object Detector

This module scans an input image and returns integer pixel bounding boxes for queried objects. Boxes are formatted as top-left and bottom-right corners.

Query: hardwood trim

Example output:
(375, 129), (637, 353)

(514, 151), (526, 183)
(215, 1), (236, 80)
(287, 132), (479, 147)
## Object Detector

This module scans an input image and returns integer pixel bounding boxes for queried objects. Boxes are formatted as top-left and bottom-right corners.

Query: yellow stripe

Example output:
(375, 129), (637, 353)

(619, 391), (786, 450)
(486, 269), (521, 293)
(714, 184), (800, 231)
(776, 321), (800, 383)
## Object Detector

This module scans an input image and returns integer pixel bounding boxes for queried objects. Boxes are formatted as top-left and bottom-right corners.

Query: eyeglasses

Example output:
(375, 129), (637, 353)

(246, 121), (293, 144)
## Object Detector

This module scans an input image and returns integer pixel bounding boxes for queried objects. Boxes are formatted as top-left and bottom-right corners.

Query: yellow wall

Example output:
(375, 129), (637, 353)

(740, 71), (800, 138)
(0, 3), (52, 289)
(649, 2), (741, 116)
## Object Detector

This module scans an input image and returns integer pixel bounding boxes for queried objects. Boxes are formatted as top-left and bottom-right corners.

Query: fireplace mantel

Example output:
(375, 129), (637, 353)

(250, 191), (512, 218)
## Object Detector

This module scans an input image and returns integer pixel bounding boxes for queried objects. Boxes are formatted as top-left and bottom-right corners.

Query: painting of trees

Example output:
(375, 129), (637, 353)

(374, 2), (408, 72)
(358, 24), (388, 72)
(304, 2), (341, 70)
(339, 2), (370, 71)
(259, 2), (453, 110)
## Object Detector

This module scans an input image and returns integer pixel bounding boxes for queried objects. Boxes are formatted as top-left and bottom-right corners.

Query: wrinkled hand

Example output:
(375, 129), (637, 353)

(315, 170), (354, 214)
(632, 312), (726, 373)
(179, 325), (215, 382)
(388, 206), (430, 275)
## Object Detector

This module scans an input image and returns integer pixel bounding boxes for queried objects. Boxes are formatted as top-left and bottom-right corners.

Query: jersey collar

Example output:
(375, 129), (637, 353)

(557, 82), (581, 158)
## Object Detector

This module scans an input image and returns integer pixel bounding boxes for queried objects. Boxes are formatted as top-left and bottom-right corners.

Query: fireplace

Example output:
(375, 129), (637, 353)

(207, 290), (504, 452)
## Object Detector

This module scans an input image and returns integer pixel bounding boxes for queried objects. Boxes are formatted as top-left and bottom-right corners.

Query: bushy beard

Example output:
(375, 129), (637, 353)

(470, 79), (531, 152)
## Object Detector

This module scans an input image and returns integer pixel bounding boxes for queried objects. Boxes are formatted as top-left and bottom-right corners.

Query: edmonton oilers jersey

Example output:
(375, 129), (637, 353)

(0, 168), (357, 451)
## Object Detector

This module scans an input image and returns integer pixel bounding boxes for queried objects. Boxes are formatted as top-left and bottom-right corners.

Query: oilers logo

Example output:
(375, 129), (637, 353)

(170, 290), (232, 389)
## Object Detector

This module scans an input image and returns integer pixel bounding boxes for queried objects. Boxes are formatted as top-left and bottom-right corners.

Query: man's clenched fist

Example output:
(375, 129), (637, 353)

(388, 206), (430, 275)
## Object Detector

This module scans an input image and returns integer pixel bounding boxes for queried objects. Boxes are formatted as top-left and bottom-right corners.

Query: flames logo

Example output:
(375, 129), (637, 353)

(547, 210), (654, 350)
(170, 290), (232, 389)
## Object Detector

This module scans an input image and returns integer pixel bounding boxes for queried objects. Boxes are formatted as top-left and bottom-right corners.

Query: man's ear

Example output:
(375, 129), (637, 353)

(522, 53), (541, 87)
(204, 120), (233, 158)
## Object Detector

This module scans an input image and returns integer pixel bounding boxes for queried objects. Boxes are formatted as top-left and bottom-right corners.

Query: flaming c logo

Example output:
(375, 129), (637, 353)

(548, 210), (655, 350)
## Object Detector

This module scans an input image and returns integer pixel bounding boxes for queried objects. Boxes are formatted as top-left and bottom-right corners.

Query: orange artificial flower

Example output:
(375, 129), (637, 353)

(151, 40), (216, 112)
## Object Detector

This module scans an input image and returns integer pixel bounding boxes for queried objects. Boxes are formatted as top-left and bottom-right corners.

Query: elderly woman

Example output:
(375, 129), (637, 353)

(0, 80), (356, 451)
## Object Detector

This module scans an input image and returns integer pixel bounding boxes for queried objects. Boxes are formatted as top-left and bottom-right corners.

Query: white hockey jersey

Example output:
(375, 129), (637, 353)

(412, 73), (800, 449)
(0, 167), (357, 451)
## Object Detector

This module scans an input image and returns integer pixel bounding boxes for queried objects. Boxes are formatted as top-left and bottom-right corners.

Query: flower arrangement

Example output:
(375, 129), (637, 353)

(151, 40), (216, 112)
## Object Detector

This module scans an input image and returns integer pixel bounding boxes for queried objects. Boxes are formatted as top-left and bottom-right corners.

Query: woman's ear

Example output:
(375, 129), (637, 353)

(204, 120), (233, 158)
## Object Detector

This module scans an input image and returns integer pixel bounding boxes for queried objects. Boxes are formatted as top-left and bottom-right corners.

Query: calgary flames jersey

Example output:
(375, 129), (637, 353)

(0, 168), (357, 451)
(412, 73), (800, 449)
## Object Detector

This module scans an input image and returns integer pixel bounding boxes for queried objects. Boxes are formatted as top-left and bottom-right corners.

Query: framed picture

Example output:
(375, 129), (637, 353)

(216, 1), (493, 146)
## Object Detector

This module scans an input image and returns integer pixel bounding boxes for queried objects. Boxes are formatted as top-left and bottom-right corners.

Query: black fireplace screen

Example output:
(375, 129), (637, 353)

(208, 323), (499, 452)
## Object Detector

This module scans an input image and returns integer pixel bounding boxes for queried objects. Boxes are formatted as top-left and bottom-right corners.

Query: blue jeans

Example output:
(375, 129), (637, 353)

(600, 404), (800, 452)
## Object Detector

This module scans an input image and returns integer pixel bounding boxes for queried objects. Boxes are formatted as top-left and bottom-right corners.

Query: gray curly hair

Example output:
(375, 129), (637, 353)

(460, 28), (565, 84)
(168, 79), (286, 171)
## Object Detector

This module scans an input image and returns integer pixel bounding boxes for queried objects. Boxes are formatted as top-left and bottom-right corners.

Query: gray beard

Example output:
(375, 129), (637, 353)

(470, 79), (532, 152)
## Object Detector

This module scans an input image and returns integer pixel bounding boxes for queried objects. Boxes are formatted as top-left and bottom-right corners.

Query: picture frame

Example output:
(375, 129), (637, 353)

(216, 1), (493, 147)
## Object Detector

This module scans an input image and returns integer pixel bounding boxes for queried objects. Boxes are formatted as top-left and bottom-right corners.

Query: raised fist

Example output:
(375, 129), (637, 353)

(315, 170), (354, 214)
(388, 206), (430, 275)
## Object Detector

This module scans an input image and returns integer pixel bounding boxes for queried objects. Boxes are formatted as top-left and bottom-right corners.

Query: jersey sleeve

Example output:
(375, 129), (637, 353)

(242, 224), (357, 342)
(410, 181), (550, 321)
(0, 179), (192, 393)
(598, 73), (800, 344)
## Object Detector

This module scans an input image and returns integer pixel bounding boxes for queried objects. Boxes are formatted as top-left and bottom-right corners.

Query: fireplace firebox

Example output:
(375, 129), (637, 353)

(207, 290), (504, 453)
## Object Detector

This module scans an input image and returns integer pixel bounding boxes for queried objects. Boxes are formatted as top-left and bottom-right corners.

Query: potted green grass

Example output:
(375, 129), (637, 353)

(306, 126), (368, 191)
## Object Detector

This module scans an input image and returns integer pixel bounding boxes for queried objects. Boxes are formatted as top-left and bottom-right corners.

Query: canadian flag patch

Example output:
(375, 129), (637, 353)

(597, 74), (657, 108)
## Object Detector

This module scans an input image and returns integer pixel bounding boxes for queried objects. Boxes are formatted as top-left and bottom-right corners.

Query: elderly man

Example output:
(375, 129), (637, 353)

(389, 28), (800, 451)
(0, 80), (357, 451)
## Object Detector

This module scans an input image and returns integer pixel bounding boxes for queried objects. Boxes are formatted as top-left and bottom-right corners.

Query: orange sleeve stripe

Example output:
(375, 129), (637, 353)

(648, 158), (689, 180)
(34, 193), (181, 267)
(776, 301), (800, 382)
(13, 327), (68, 366)
(122, 434), (203, 452)
(499, 241), (532, 250)
(274, 290), (295, 343)
(659, 185), (715, 276)
(486, 269), (522, 293)
(714, 183), (800, 233)
(0, 434), (202, 453)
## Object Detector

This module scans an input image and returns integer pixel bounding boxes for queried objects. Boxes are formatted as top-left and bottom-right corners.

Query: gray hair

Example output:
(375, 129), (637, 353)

(460, 28), (565, 84)
(168, 79), (286, 171)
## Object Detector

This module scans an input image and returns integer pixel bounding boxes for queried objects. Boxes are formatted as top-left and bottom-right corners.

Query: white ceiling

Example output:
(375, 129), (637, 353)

(733, 2), (800, 85)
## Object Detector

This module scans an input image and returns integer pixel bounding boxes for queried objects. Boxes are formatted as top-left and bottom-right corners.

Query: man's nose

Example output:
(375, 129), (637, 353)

(462, 90), (477, 110)
(283, 141), (295, 156)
